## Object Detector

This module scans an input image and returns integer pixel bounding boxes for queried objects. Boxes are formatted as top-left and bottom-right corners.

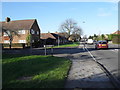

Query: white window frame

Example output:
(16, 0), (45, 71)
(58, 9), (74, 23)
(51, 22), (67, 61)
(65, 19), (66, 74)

(18, 30), (25, 34)
(18, 40), (26, 43)
(3, 32), (8, 36)
(32, 40), (34, 43)
(4, 40), (10, 43)
(37, 31), (39, 35)
(31, 29), (35, 34)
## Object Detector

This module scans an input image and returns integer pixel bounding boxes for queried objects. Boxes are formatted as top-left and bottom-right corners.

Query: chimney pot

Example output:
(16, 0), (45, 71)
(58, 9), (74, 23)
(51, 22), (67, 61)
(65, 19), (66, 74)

(6, 17), (11, 22)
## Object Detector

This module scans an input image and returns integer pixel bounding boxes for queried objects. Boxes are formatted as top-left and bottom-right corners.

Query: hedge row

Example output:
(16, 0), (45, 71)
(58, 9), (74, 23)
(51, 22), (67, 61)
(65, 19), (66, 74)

(2, 42), (41, 48)
(112, 35), (120, 44)
(2, 43), (25, 48)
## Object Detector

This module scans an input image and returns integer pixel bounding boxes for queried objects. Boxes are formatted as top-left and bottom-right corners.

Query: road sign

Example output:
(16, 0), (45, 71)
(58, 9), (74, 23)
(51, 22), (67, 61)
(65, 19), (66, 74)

(44, 45), (54, 55)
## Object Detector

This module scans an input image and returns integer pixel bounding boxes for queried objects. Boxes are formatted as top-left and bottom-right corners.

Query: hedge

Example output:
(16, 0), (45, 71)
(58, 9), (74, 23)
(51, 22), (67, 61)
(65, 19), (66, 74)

(112, 35), (120, 44)
(2, 43), (25, 48)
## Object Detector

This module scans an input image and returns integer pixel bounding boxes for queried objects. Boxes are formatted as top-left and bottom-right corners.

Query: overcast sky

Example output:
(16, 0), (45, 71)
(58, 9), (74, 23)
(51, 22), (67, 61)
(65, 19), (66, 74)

(1, 2), (118, 37)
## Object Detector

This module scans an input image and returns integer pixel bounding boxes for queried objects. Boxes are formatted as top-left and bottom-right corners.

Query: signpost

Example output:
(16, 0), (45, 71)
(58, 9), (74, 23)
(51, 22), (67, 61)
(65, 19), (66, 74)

(44, 45), (54, 56)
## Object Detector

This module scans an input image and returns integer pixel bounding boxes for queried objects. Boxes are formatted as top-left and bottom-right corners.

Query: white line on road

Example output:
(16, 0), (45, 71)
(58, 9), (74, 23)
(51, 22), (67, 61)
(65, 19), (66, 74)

(85, 47), (97, 62)
(108, 49), (118, 53)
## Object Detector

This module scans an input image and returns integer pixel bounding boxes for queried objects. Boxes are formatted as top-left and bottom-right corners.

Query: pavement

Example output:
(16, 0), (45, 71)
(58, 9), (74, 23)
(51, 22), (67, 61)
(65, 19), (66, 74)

(54, 46), (114, 88)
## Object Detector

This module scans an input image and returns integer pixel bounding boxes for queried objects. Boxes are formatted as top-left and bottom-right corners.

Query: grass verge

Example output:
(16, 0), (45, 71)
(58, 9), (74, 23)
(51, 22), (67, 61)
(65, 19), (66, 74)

(2, 54), (71, 88)
(53, 42), (80, 48)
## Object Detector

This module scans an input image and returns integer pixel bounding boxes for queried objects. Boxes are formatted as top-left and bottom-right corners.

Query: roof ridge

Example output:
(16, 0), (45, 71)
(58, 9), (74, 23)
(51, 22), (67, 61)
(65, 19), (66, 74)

(0, 19), (36, 23)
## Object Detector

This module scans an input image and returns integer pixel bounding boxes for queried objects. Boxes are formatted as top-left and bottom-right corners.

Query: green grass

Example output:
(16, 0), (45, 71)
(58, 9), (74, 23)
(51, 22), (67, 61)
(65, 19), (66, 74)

(53, 42), (80, 48)
(2, 54), (71, 88)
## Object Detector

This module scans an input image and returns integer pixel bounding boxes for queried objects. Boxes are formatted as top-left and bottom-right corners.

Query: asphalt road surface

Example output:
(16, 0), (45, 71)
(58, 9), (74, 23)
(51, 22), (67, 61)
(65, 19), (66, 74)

(85, 43), (119, 80)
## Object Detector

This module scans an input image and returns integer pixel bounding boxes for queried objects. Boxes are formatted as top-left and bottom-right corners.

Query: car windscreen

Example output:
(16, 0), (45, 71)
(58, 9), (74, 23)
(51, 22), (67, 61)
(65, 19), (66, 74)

(98, 42), (107, 44)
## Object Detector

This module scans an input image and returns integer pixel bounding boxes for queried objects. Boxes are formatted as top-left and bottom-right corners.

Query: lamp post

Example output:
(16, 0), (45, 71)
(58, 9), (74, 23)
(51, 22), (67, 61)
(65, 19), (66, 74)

(82, 21), (86, 44)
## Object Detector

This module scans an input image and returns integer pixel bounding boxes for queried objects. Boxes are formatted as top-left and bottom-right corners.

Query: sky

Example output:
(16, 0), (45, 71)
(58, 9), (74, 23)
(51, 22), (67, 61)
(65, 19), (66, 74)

(1, 2), (118, 37)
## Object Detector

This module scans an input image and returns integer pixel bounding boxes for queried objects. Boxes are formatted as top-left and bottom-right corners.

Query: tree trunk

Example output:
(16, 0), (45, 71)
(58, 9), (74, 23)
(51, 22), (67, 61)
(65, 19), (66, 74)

(9, 44), (11, 49)
(9, 41), (12, 49)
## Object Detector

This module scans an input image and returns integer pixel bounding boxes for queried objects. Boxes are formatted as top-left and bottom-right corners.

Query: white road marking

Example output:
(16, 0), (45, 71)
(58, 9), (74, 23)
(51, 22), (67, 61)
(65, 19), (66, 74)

(84, 47), (97, 62)
(110, 49), (118, 53)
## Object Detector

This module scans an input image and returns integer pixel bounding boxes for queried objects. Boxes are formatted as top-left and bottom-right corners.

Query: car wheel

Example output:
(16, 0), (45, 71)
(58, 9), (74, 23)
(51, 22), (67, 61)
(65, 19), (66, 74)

(96, 46), (99, 50)
(95, 46), (97, 49)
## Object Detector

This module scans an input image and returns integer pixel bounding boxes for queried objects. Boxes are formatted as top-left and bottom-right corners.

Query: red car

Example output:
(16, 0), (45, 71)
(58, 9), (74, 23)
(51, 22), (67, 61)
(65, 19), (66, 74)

(95, 40), (108, 49)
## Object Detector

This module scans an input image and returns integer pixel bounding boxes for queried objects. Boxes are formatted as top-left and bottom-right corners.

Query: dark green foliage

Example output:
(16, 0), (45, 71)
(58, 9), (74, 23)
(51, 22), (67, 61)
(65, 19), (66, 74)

(112, 34), (120, 44)
(2, 43), (25, 48)
(88, 36), (93, 39)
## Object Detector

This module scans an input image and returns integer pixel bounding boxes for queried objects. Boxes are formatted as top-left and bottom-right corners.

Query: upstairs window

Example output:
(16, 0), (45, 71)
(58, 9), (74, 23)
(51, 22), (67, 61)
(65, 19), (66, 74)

(18, 40), (26, 43)
(3, 31), (10, 36)
(3, 32), (8, 36)
(18, 30), (25, 34)
(37, 31), (39, 35)
(31, 29), (35, 34)
(4, 40), (9, 43)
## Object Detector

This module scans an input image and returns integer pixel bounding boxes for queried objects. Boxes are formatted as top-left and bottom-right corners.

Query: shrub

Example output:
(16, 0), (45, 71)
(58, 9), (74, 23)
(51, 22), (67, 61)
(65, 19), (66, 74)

(112, 35), (120, 44)
(2, 43), (25, 48)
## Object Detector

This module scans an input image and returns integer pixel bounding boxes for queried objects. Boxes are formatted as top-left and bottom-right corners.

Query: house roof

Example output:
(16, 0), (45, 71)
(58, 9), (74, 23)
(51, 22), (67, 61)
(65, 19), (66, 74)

(56, 32), (69, 38)
(0, 19), (36, 31)
(51, 33), (60, 39)
(41, 33), (67, 40)
(113, 30), (120, 34)
(54, 32), (68, 39)
(41, 33), (56, 39)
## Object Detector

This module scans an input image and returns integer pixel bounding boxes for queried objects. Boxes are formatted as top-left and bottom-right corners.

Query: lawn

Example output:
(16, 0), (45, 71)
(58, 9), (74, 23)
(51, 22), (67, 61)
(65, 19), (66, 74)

(53, 42), (80, 48)
(2, 54), (71, 88)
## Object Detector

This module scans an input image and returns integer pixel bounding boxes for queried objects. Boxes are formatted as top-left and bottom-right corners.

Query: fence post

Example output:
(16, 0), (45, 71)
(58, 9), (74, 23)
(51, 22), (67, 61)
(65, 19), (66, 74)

(44, 45), (46, 55)
(51, 46), (53, 56)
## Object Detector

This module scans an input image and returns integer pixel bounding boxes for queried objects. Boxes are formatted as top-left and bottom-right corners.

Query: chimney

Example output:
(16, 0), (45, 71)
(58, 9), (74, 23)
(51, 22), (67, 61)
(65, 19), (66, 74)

(6, 17), (11, 22)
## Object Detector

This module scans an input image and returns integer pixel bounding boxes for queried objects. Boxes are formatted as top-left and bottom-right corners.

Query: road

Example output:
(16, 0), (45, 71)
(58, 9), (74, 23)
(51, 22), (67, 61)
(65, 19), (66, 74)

(85, 43), (119, 81)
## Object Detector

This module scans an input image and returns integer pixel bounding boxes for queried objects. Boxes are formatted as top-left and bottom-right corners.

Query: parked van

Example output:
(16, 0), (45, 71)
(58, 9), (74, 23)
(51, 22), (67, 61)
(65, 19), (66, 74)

(87, 39), (93, 44)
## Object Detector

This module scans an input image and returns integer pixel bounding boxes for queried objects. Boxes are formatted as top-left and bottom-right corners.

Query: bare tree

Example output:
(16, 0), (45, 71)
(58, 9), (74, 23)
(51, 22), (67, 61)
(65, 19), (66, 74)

(2, 26), (20, 49)
(59, 19), (83, 39)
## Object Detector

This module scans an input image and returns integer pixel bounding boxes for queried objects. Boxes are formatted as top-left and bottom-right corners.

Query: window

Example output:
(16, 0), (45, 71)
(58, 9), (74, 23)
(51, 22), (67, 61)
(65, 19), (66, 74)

(4, 40), (9, 43)
(37, 31), (39, 35)
(102, 42), (107, 44)
(18, 30), (25, 34)
(31, 29), (35, 34)
(3, 32), (8, 36)
(32, 40), (34, 43)
(18, 40), (26, 43)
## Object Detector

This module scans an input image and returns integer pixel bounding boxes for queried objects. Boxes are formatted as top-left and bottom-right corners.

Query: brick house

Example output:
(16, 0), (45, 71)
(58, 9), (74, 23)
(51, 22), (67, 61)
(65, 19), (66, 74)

(41, 33), (68, 45)
(112, 30), (120, 34)
(0, 18), (40, 48)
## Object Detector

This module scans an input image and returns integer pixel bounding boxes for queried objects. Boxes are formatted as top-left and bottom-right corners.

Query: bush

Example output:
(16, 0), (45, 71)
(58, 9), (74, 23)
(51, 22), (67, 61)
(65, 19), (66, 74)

(32, 41), (41, 48)
(2, 43), (25, 48)
(112, 35), (120, 44)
